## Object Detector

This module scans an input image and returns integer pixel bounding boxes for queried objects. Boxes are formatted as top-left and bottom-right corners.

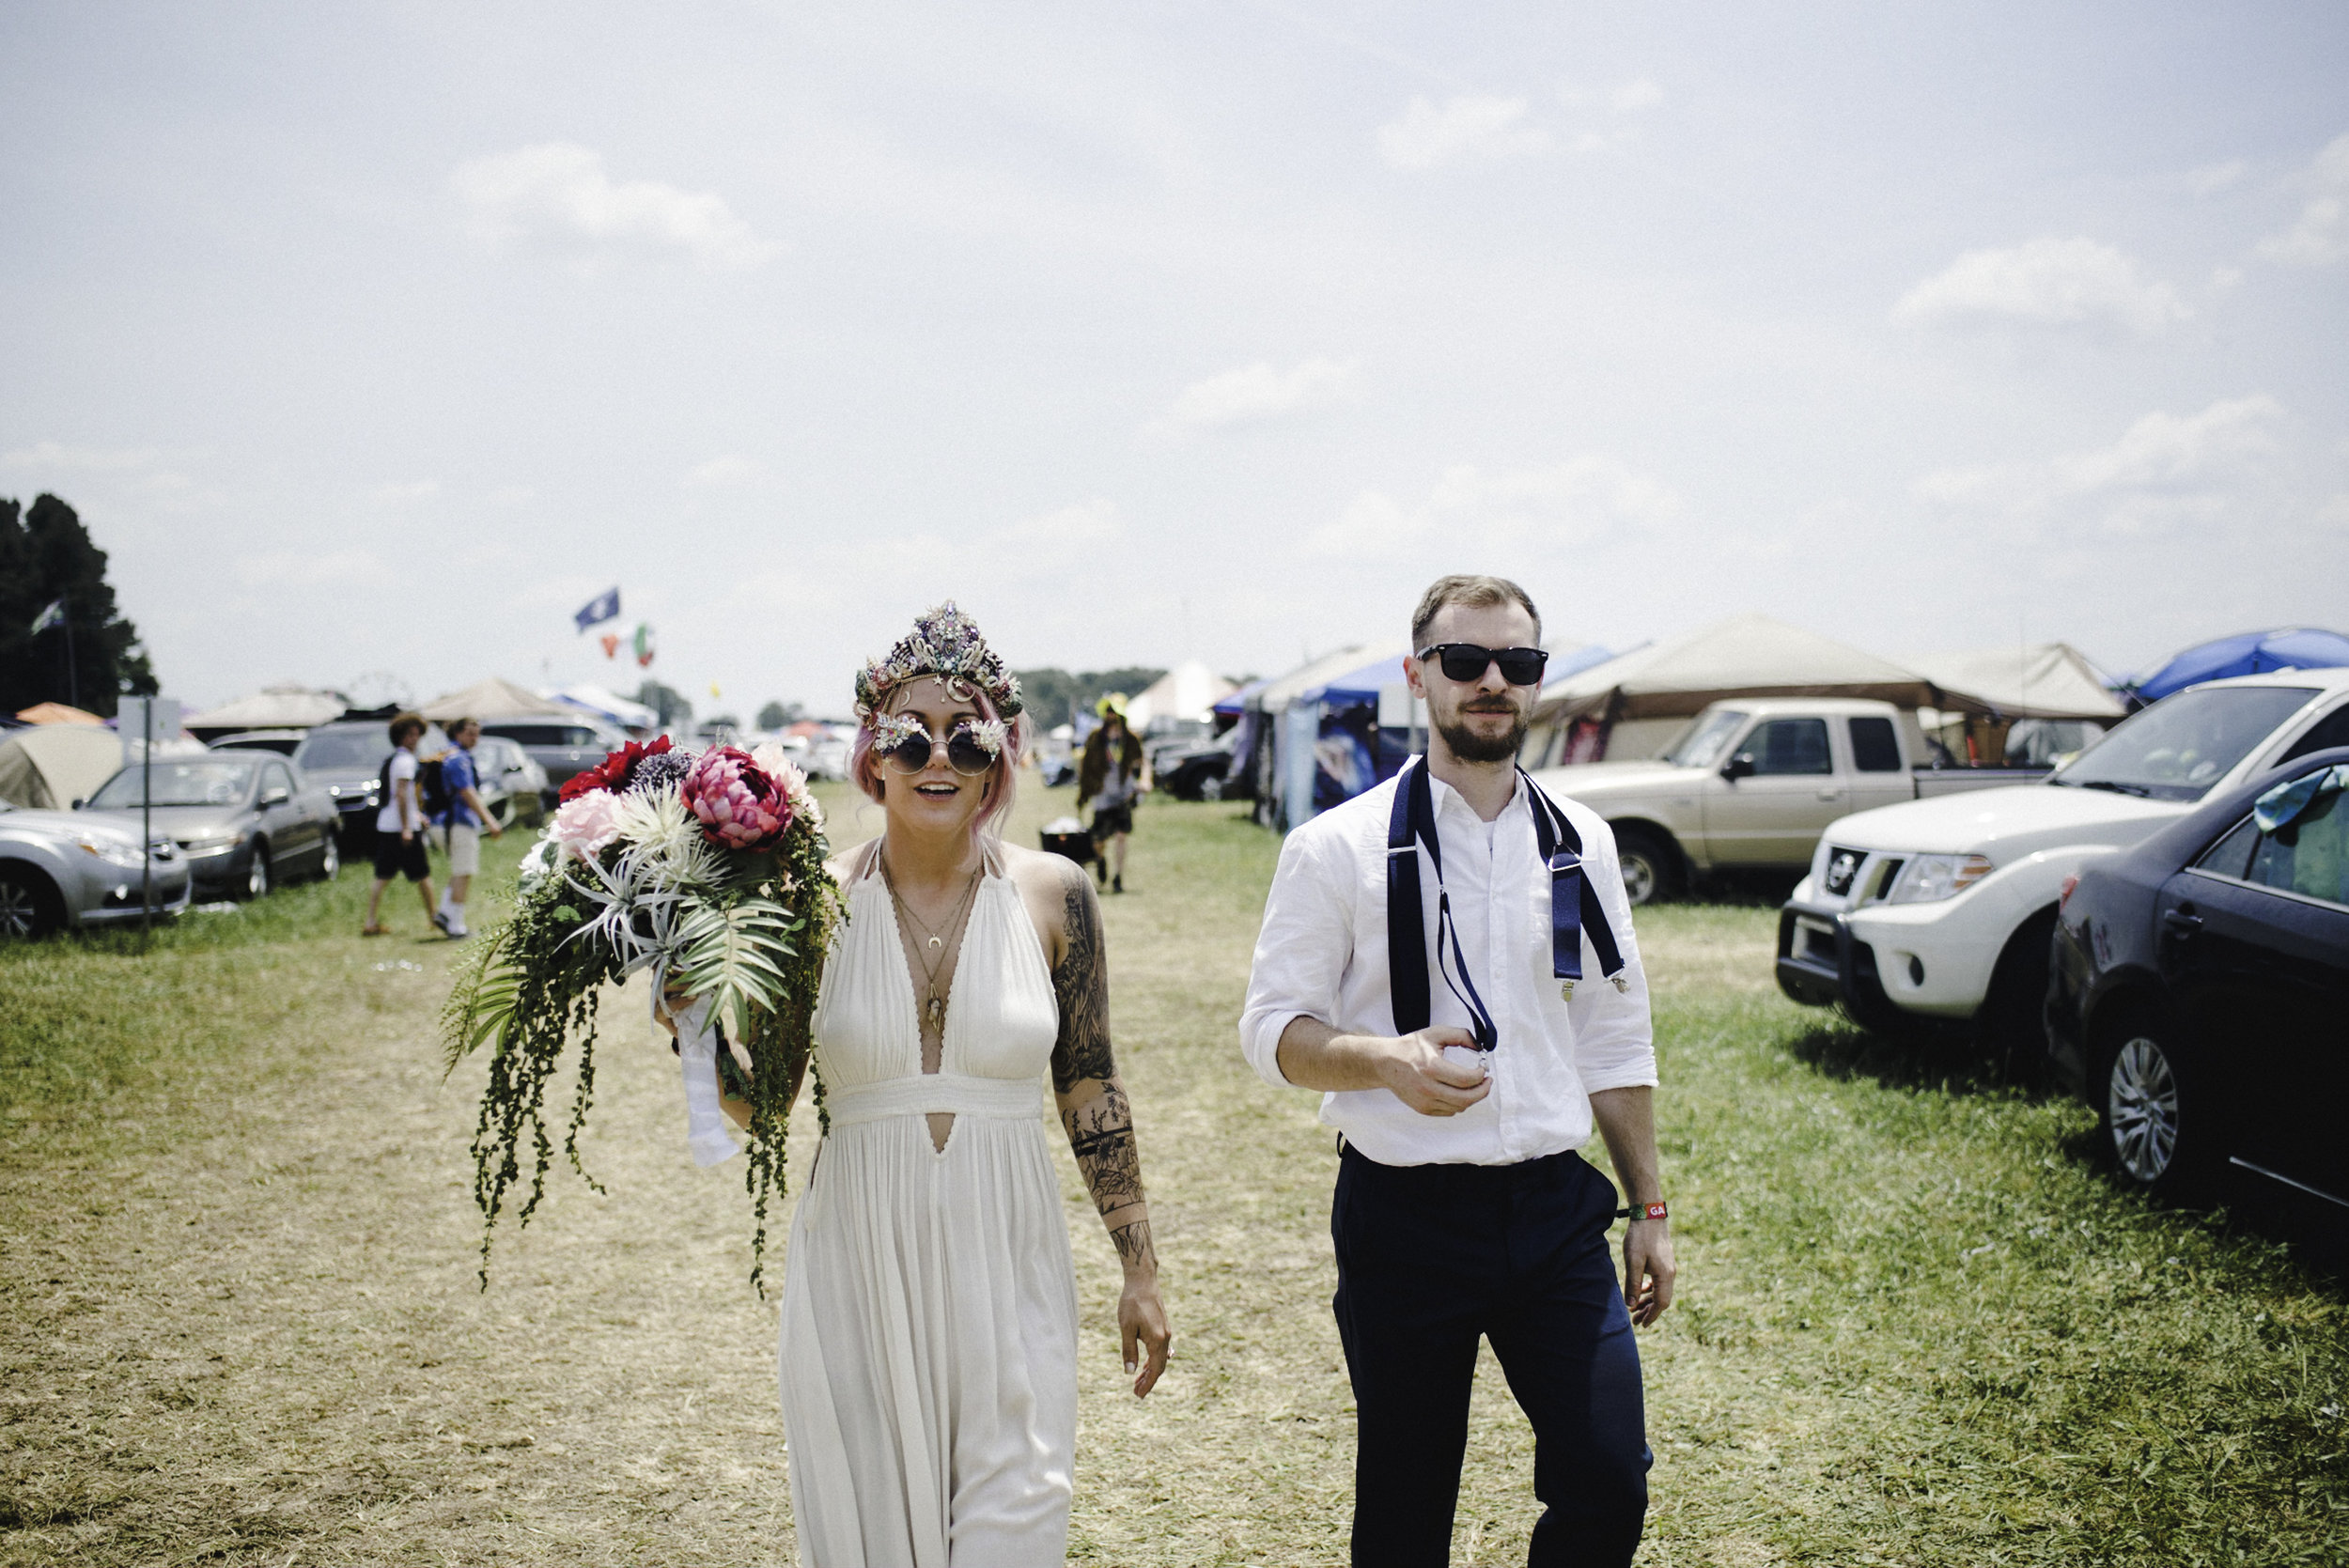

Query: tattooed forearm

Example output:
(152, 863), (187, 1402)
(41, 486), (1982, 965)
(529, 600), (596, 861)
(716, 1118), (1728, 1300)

(1109, 1218), (1154, 1269)
(1050, 862), (1116, 1093)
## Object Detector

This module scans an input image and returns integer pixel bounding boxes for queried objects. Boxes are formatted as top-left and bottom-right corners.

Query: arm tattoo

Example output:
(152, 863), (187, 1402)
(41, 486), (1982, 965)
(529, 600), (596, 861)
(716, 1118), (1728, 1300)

(1066, 1081), (1144, 1215)
(1109, 1218), (1153, 1268)
(1050, 863), (1116, 1093)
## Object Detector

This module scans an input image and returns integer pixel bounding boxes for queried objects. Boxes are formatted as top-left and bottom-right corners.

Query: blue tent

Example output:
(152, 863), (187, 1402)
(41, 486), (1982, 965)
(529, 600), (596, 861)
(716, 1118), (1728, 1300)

(2135, 628), (2349, 703)
(1212, 677), (1268, 717)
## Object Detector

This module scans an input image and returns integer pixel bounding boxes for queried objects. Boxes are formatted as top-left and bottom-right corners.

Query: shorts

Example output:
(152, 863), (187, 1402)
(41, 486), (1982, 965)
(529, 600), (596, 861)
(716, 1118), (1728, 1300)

(1091, 803), (1134, 840)
(372, 833), (430, 883)
(437, 823), (481, 877)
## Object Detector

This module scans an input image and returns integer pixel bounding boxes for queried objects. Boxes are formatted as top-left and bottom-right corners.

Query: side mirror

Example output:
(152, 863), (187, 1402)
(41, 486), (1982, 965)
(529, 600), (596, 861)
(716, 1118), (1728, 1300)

(260, 785), (291, 806)
(1721, 753), (1757, 783)
(70, 798), (86, 811)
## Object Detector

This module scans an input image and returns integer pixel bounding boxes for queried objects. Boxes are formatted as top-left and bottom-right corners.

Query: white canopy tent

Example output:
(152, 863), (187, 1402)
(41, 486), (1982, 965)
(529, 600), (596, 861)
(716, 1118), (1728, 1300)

(420, 677), (574, 723)
(184, 684), (348, 737)
(547, 682), (660, 732)
(1907, 644), (2123, 721)
(1122, 660), (1240, 732)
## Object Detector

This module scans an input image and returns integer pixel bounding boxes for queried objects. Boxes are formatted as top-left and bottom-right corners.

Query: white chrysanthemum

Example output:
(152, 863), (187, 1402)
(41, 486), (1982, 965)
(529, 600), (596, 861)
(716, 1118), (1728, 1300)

(613, 784), (708, 877)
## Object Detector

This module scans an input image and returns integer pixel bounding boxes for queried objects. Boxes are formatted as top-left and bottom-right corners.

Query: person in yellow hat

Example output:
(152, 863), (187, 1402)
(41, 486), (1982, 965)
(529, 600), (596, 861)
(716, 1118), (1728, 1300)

(1077, 693), (1146, 893)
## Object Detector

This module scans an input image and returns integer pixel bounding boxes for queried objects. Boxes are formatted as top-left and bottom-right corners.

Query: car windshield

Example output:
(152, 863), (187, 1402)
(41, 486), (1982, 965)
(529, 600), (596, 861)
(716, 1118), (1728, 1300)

(296, 728), (394, 771)
(1664, 709), (1748, 768)
(2053, 685), (2315, 801)
(89, 758), (259, 808)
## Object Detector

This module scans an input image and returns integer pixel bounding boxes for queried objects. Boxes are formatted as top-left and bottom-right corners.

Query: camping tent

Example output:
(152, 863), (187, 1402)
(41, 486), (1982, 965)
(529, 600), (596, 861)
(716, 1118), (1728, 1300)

(1122, 661), (1240, 732)
(15, 703), (105, 726)
(420, 677), (574, 722)
(2134, 628), (2349, 704)
(185, 684), (349, 739)
(1525, 613), (1963, 764)
(548, 683), (660, 732)
(1908, 644), (2124, 721)
(0, 724), (129, 809)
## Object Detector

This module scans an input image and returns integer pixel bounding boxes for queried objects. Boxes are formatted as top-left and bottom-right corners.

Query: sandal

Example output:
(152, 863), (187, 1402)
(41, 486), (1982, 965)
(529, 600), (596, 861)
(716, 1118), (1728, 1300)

(361, 923), (389, 937)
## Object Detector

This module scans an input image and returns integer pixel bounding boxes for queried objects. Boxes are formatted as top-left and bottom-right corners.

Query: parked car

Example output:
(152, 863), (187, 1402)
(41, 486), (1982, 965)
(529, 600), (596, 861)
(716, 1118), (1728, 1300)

(1778, 669), (2349, 1044)
(2046, 746), (2349, 1235)
(209, 729), (310, 757)
(1156, 729), (1240, 800)
(82, 753), (339, 899)
(471, 734), (549, 827)
(288, 720), (450, 845)
(1533, 698), (2047, 906)
(477, 718), (632, 796)
(0, 800), (192, 938)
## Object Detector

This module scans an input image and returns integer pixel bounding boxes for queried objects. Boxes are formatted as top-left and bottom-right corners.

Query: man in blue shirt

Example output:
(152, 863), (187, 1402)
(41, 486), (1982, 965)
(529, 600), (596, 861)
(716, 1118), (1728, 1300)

(432, 718), (503, 937)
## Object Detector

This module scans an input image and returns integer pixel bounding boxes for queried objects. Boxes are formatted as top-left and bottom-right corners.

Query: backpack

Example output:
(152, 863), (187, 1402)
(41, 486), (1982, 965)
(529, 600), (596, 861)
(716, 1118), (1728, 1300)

(418, 755), (454, 820)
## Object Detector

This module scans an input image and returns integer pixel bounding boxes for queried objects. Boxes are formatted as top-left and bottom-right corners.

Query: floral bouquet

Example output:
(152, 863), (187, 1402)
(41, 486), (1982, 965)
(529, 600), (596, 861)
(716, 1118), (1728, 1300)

(442, 734), (841, 1291)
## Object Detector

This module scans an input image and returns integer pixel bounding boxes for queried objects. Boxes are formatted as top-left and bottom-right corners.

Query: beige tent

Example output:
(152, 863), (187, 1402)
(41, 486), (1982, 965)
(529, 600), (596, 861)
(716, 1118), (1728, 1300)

(185, 684), (349, 737)
(1123, 660), (1241, 731)
(0, 724), (128, 810)
(420, 677), (572, 722)
(15, 702), (105, 726)
(1527, 613), (1976, 764)
(1907, 644), (2123, 721)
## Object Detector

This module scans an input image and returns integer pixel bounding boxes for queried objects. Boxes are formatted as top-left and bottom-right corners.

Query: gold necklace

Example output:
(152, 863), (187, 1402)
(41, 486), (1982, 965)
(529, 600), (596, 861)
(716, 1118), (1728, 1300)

(880, 848), (983, 1036)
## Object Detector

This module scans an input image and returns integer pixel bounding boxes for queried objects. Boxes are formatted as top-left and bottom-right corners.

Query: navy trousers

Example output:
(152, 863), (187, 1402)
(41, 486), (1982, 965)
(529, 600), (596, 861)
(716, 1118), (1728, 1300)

(1331, 1143), (1650, 1568)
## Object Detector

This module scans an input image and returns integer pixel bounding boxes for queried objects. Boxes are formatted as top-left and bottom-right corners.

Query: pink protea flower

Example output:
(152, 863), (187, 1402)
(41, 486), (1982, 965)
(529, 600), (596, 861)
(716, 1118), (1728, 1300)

(682, 746), (794, 849)
(550, 788), (625, 860)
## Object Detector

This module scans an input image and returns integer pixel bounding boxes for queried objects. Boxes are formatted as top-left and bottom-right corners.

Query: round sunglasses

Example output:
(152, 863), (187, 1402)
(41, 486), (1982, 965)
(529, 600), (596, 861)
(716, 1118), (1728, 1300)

(1415, 643), (1550, 686)
(880, 724), (1000, 777)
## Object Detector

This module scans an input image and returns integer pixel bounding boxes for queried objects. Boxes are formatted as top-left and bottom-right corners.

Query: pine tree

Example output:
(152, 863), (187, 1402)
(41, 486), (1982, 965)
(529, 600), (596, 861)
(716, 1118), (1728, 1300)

(0, 494), (157, 717)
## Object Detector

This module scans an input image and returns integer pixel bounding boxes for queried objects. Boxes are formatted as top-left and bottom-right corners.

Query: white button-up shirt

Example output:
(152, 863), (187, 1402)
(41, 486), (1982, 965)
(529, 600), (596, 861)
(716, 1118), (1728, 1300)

(1240, 768), (1657, 1167)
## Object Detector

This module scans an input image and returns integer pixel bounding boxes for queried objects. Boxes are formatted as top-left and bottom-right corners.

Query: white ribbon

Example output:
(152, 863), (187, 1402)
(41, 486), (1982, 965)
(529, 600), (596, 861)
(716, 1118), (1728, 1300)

(662, 992), (742, 1168)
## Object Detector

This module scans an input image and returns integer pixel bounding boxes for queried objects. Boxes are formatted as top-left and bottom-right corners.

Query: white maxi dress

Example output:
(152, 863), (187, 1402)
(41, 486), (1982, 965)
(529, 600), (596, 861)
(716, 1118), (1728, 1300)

(779, 849), (1080, 1567)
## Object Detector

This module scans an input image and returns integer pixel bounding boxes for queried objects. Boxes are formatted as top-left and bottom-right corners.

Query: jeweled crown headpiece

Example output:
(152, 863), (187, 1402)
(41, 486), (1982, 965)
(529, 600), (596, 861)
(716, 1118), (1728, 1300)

(856, 600), (1024, 721)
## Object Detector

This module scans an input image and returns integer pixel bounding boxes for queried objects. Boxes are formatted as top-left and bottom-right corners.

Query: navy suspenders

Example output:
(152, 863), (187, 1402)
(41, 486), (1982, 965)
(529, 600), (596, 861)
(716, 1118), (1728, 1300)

(1385, 757), (1627, 1051)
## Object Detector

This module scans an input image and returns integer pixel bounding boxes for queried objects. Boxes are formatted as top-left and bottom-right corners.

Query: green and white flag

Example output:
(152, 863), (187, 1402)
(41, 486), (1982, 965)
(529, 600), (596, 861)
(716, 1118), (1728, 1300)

(29, 599), (65, 634)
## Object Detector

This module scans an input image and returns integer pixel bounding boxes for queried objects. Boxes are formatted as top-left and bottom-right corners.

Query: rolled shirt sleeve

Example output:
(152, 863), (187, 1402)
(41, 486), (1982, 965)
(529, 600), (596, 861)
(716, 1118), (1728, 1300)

(1238, 823), (1355, 1091)
(1561, 811), (1658, 1094)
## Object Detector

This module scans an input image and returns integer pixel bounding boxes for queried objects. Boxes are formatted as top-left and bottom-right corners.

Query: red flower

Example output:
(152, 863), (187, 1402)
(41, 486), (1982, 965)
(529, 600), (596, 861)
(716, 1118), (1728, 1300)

(558, 735), (674, 802)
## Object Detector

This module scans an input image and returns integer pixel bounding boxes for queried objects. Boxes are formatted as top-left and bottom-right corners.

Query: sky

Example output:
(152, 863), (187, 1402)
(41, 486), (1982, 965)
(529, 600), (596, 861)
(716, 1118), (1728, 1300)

(2, 2), (2344, 719)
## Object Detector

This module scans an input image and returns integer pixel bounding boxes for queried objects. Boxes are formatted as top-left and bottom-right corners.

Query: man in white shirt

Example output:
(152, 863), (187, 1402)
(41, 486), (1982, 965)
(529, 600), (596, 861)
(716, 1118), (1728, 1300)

(1240, 575), (1673, 1568)
(362, 712), (440, 937)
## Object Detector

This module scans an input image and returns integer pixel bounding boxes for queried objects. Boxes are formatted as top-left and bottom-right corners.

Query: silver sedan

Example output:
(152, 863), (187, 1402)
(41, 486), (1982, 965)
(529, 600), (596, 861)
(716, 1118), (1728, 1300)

(0, 801), (192, 939)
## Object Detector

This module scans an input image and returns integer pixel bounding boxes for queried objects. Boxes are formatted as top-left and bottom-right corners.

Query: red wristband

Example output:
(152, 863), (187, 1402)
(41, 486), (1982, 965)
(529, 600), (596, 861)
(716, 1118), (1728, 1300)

(1635, 1201), (1668, 1222)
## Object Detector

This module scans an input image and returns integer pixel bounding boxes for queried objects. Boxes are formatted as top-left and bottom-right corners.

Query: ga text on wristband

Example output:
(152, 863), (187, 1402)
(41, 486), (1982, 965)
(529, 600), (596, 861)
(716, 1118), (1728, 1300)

(1613, 1200), (1668, 1222)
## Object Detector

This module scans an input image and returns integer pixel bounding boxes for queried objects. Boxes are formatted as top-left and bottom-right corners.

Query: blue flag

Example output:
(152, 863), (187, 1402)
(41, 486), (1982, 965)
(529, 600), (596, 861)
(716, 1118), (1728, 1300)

(30, 599), (65, 635)
(574, 586), (621, 633)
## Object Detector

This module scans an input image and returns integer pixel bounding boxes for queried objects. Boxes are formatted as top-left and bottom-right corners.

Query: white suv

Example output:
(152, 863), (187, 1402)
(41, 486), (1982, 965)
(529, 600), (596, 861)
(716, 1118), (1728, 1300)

(1775, 668), (2349, 1042)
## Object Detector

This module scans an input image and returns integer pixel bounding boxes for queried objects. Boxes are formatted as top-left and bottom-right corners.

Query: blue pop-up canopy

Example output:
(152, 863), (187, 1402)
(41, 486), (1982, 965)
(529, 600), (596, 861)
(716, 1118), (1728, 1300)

(2135, 628), (2349, 703)
(1212, 677), (1268, 716)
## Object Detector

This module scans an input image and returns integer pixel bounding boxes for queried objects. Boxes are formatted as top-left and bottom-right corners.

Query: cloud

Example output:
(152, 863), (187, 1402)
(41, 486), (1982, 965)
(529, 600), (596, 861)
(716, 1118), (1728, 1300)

(1893, 237), (2190, 334)
(1377, 96), (1548, 171)
(235, 549), (387, 588)
(1913, 396), (2288, 538)
(1150, 357), (1361, 435)
(1610, 79), (1665, 113)
(684, 455), (771, 489)
(996, 497), (1121, 548)
(2256, 132), (2349, 267)
(1308, 455), (1680, 559)
(2184, 159), (2248, 196)
(451, 143), (776, 268)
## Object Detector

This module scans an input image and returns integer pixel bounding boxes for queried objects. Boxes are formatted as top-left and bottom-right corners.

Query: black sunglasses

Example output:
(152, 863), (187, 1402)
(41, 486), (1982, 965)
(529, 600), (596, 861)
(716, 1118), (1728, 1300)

(881, 725), (998, 777)
(1416, 643), (1549, 686)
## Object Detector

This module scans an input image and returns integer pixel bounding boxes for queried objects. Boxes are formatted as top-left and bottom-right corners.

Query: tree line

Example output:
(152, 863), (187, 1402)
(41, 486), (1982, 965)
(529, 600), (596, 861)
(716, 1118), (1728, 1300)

(1, 494), (155, 718)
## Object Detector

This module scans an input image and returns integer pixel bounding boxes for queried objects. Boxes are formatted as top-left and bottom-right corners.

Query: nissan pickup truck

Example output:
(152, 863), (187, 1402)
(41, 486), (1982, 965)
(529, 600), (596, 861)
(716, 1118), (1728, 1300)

(1529, 697), (2044, 905)
(1775, 668), (2349, 1044)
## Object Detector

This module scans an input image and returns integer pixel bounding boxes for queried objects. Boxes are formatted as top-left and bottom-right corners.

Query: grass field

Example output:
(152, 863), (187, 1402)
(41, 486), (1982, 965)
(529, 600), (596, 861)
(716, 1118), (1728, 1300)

(3, 781), (2344, 1565)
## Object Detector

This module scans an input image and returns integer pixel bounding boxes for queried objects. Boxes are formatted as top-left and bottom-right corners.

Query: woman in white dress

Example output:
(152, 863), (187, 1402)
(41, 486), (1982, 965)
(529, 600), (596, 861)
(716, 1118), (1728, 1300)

(718, 602), (1171, 1566)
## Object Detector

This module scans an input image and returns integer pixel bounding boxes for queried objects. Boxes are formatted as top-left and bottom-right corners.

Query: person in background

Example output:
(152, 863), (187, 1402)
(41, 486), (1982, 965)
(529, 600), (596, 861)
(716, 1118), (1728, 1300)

(431, 716), (503, 939)
(1077, 694), (1146, 893)
(362, 713), (438, 938)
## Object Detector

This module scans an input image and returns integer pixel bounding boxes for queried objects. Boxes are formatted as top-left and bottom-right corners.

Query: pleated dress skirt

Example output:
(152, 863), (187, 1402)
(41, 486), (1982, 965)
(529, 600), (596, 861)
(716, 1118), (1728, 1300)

(779, 865), (1081, 1568)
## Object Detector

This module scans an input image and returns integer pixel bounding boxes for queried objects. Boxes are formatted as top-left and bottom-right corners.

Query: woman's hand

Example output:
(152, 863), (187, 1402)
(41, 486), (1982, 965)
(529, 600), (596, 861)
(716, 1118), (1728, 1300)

(1120, 1275), (1171, 1398)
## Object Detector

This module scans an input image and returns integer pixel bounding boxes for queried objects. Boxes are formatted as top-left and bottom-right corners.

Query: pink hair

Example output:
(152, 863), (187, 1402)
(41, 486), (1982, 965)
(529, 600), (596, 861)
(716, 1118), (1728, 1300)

(851, 686), (1029, 838)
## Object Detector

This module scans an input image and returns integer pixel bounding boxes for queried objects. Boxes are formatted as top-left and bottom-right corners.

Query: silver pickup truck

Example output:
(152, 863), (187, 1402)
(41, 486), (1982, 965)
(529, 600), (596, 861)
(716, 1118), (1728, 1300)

(1529, 697), (2045, 904)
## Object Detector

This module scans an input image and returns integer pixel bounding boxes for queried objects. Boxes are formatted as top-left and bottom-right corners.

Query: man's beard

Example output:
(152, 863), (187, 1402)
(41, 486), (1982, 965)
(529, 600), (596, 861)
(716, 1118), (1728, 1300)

(1437, 704), (1529, 764)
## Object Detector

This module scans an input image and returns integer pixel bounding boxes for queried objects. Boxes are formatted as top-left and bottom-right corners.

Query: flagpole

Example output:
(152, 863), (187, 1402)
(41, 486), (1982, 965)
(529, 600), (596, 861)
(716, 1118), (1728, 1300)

(141, 698), (154, 941)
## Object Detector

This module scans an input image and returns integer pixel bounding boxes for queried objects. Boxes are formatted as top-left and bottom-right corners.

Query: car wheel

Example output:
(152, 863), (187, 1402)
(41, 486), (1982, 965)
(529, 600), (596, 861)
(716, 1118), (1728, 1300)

(0, 867), (61, 939)
(241, 843), (272, 901)
(2099, 1025), (2215, 1199)
(319, 833), (340, 881)
(1199, 775), (1223, 801)
(1613, 827), (1681, 907)
(1977, 907), (2058, 1080)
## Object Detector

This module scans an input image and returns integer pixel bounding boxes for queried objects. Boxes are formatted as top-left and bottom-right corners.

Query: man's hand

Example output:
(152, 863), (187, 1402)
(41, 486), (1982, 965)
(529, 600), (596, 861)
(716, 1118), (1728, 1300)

(1377, 1026), (1491, 1117)
(1622, 1219), (1675, 1326)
